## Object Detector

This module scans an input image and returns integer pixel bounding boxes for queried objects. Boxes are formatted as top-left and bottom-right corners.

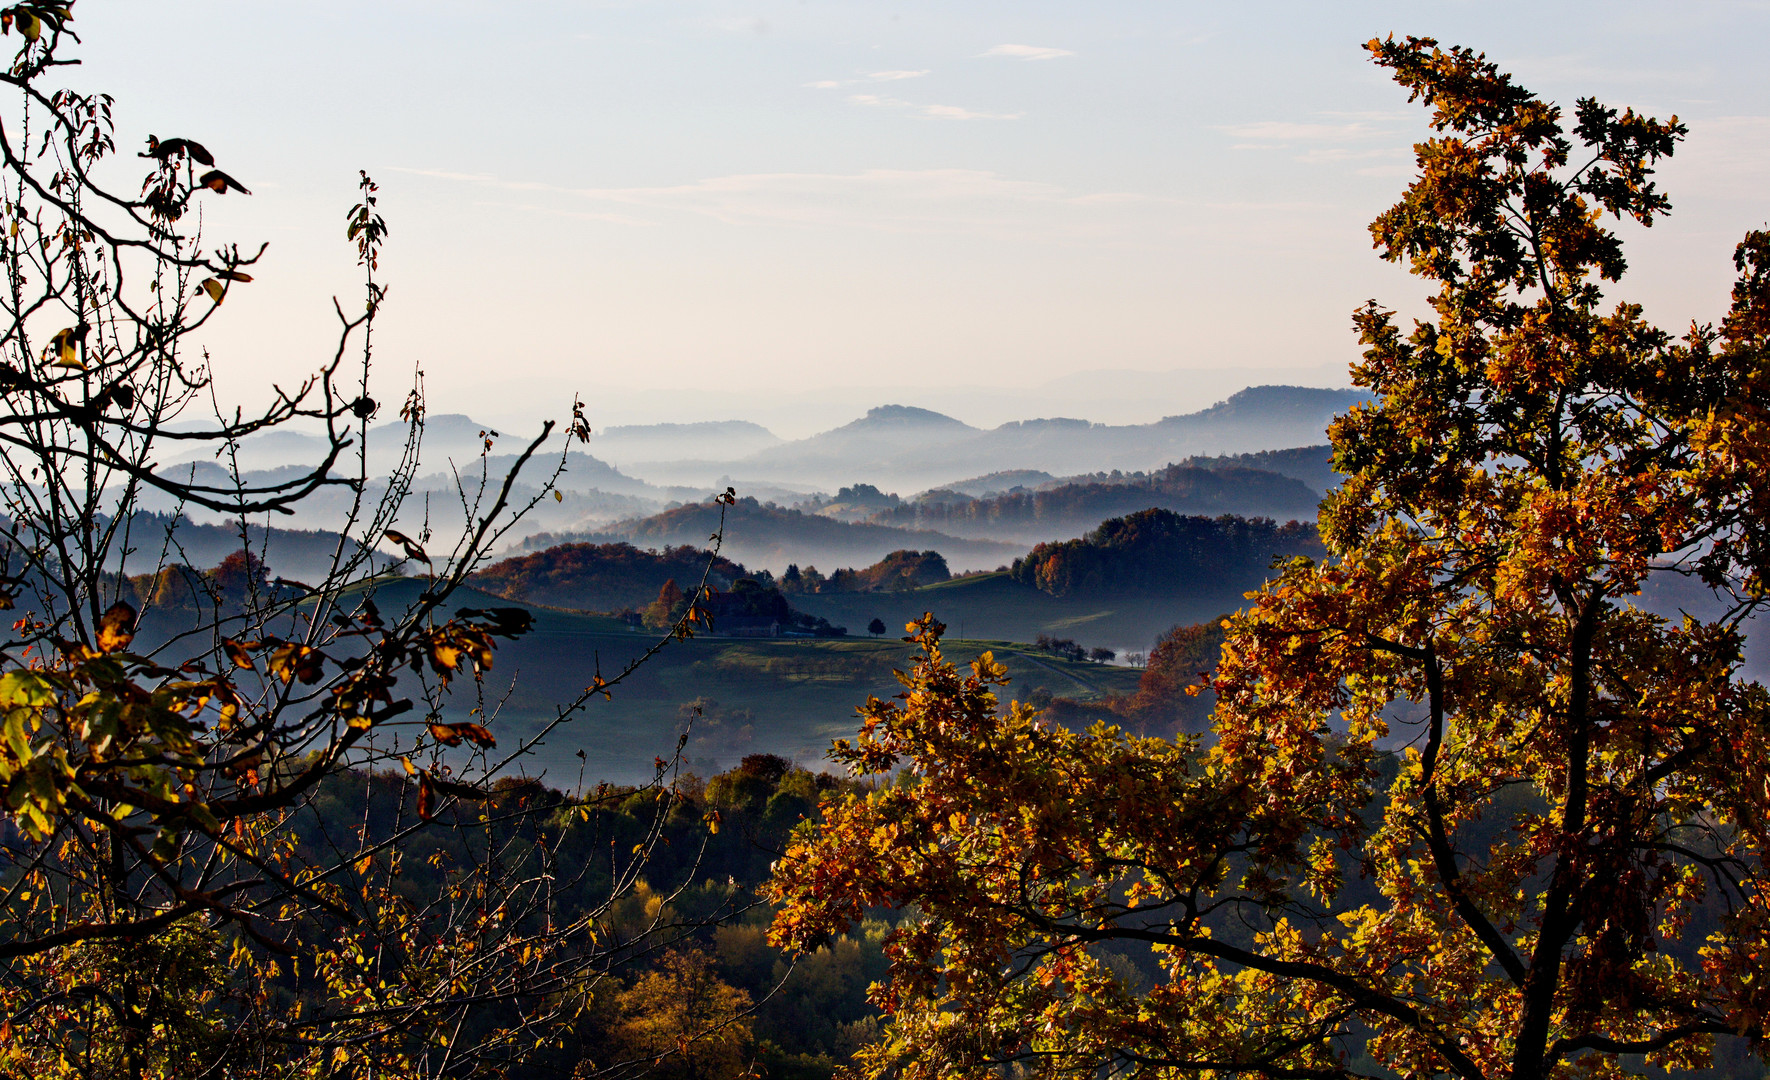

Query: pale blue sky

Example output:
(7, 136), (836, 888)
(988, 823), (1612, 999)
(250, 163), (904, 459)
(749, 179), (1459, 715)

(64, 1), (1770, 435)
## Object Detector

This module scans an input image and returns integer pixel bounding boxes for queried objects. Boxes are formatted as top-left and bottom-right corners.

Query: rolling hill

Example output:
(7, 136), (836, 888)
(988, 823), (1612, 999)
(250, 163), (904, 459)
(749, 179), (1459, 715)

(865, 464), (1321, 543)
(1176, 445), (1339, 497)
(168, 575), (1140, 785)
(469, 542), (752, 612)
(519, 497), (1025, 574)
(789, 510), (1322, 655)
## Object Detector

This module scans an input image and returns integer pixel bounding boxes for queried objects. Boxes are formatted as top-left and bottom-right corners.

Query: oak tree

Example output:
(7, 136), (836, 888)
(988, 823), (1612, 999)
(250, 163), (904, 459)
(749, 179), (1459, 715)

(769, 37), (1770, 1080)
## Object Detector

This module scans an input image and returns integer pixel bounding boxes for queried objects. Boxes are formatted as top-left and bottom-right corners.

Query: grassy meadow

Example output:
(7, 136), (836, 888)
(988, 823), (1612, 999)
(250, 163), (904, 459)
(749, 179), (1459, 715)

(789, 569), (1250, 656)
(353, 578), (1145, 785)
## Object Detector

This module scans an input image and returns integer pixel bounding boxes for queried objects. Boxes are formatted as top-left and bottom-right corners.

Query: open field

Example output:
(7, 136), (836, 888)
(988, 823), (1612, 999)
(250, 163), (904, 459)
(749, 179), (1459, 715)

(790, 570), (1253, 656)
(348, 579), (1145, 785)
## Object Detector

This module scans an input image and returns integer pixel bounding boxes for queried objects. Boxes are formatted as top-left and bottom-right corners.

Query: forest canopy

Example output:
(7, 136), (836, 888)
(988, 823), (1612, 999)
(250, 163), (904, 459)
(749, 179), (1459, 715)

(767, 36), (1770, 1080)
(1008, 508), (1323, 597)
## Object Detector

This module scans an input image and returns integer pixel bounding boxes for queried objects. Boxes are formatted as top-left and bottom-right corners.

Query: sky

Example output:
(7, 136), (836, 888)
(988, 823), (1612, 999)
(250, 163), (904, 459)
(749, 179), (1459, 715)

(57, 1), (1770, 438)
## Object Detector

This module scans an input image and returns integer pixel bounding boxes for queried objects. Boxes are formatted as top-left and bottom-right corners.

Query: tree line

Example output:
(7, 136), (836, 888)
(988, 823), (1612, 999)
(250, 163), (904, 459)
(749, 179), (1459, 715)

(1008, 508), (1323, 597)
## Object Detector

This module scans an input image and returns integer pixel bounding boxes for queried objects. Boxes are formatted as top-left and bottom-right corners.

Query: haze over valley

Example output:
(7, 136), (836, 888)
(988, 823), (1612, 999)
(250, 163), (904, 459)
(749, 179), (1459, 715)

(158, 383), (1361, 570)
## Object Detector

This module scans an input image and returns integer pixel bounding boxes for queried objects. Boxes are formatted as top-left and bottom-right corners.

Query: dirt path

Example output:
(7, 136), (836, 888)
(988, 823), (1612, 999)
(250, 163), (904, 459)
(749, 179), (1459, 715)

(1012, 651), (1111, 697)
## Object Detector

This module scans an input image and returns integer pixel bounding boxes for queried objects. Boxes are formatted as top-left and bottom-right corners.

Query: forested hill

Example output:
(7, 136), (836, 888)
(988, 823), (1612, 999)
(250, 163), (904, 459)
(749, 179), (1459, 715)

(1009, 509), (1323, 598)
(470, 542), (750, 611)
(1175, 445), (1339, 498)
(865, 464), (1320, 542)
(518, 496), (1024, 573)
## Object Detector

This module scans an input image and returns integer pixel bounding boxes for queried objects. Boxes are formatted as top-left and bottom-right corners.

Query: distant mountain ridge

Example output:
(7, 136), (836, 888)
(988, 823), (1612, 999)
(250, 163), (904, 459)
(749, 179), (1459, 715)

(865, 463), (1322, 543)
(1164, 385), (1355, 425)
(171, 387), (1363, 492)
(1176, 445), (1338, 498)
(519, 496), (1024, 574)
(688, 385), (1369, 490)
(588, 420), (781, 466)
(153, 389), (1365, 547)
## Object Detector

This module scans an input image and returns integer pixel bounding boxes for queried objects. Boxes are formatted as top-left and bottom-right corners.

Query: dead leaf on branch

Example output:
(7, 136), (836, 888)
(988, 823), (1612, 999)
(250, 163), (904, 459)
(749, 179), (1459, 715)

(426, 721), (496, 749)
(267, 642), (324, 685)
(141, 135), (213, 166)
(44, 322), (86, 368)
(416, 770), (489, 821)
(95, 601), (135, 653)
(384, 529), (430, 564)
(221, 639), (254, 670)
(196, 169), (250, 195)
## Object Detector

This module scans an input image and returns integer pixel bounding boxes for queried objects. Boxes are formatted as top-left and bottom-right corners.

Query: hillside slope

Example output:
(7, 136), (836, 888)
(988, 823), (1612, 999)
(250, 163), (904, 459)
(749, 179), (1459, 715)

(868, 464), (1320, 542)
(292, 577), (1137, 783)
(522, 496), (1024, 573)
(791, 509), (1322, 651)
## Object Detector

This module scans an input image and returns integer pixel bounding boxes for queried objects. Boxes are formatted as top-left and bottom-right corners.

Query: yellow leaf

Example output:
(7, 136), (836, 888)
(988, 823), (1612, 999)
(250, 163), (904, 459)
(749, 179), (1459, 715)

(46, 325), (84, 369)
(427, 721), (495, 748)
(199, 278), (224, 303)
(96, 601), (136, 653)
(222, 638), (254, 670)
(401, 756), (417, 776)
(553, 490), (563, 502)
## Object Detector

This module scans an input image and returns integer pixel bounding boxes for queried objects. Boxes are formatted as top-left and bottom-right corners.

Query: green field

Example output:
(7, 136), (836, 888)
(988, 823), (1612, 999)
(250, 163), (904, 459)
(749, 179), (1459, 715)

(790, 570), (1253, 656)
(345, 579), (1144, 785)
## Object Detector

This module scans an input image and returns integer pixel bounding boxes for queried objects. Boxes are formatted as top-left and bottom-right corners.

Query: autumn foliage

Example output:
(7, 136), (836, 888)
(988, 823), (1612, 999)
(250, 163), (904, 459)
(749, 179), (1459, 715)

(1007, 508), (1321, 598)
(768, 37), (1770, 1080)
(471, 541), (749, 612)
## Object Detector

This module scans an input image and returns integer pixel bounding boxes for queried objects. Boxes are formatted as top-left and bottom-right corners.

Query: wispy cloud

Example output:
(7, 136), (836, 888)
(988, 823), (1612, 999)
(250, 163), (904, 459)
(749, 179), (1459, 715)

(1661, 114), (1770, 201)
(1294, 146), (1408, 164)
(1212, 117), (1413, 171)
(981, 43), (1074, 61)
(924, 104), (1020, 120)
(808, 70), (933, 90)
(1214, 121), (1384, 142)
(845, 93), (1018, 120)
(848, 93), (913, 109)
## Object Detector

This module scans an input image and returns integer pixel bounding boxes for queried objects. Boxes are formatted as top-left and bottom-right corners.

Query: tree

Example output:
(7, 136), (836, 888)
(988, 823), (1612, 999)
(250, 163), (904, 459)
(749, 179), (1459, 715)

(767, 38), (1770, 1080)
(1123, 617), (1228, 735)
(644, 576), (689, 629)
(859, 549), (949, 592)
(867, 617), (886, 638)
(470, 541), (749, 611)
(606, 949), (753, 1079)
(1007, 509), (1321, 599)
(210, 547), (270, 608)
(0, 9), (744, 1076)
